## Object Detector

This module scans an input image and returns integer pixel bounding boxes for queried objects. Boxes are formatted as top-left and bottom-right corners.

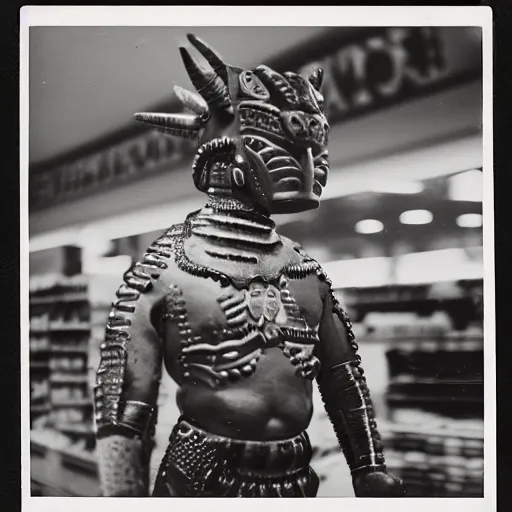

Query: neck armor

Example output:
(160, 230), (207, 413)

(134, 33), (330, 217)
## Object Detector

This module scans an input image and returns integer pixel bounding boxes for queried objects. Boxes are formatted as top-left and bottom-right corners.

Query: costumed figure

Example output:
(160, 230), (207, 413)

(94, 34), (406, 498)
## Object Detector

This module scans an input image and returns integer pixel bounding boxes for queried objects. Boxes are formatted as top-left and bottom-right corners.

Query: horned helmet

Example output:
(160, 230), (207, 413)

(135, 34), (330, 216)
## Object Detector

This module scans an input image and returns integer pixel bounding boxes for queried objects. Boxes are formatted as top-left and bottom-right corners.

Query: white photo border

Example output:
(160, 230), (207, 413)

(20, 5), (495, 512)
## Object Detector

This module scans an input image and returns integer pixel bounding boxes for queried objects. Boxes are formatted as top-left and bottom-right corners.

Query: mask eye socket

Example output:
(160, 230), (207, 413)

(239, 70), (270, 101)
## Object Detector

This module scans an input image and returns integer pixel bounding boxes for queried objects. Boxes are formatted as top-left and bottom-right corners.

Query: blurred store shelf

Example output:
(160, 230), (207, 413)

(30, 436), (100, 497)
(29, 274), (95, 454)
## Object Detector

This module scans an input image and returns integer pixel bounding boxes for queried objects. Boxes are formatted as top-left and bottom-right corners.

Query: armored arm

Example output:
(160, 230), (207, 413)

(316, 280), (405, 497)
(93, 243), (173, 496)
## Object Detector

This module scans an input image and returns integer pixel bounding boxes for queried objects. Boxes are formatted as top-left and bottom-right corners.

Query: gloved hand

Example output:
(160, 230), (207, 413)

(353, 471), (406, 497)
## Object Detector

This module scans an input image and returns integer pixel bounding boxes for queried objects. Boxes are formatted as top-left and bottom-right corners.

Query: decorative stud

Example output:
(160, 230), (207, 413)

(232, 167), (245, 187)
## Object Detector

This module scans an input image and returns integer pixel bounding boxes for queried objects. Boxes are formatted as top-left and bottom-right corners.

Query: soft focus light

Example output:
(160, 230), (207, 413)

(395, 247), (483, 284)
(29, 197), (206, 253)
(322, 257), (392, 289)
(448, 169), (483, 202)
(399, 209), (433, 225)
(84, 255), (132, 276)
(80, 236), (113, 256)
(367, 180), (424, 195)
(456, 213), (483, 228)
(29, 137), (483, 252)
(318, 134), (483, 203)
(355, 219), (384, 234)
(29, 229), (80, 253)
(303, 245), (332, 263)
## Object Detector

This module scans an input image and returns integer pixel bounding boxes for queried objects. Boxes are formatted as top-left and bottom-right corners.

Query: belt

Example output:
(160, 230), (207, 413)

(153, 417), (318, 497)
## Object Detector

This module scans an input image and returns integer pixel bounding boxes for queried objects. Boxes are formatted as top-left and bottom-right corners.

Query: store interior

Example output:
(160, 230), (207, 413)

(28, 26), (484, 497)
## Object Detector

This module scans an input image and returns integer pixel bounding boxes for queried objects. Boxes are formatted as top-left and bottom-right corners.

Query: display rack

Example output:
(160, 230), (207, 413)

(337, 278), (484, 497)
(30, 273), (99, 496)
(30, 274), (94, 441)
(382, 331), (483, 497)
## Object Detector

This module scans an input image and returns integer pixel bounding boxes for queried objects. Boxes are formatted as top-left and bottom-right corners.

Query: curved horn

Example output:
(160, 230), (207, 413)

(186, 33), (228, 85)
(308, 68), (324, 91)
(179, 46), (231, 111)
(173, 85), (210, 118)
(134, 112), (203, 139)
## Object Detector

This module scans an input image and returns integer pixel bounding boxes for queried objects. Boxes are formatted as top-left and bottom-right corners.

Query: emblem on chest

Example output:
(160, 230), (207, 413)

(218, 276), (307, 335)
(246, 282), (281, 323)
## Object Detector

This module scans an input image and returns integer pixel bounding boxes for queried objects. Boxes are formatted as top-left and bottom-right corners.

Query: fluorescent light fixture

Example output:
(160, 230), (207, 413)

(448, 169), (483, 202)
(456, 213), (483, 228)
(29, 198), (205, 253)
(79, 233), (113, 256)
(84, 255), (132, 276)
(29, 135), (482, 253)
(395, 247), (483, 285)
(321, 257), (392, 289)
(399, 209), (433, 225)
(355, 219), (384, 234)
(29, 228), (81, 253)
(319, 134), (482, 203)
(367, 180), (424, 195)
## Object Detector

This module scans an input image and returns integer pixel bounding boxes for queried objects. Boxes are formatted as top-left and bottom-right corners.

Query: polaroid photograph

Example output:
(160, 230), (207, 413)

(20, 6), (494, 512)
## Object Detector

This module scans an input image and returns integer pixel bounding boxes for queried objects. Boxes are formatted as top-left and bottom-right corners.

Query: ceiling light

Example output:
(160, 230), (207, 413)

(321, 257), (392, 289)
(399, 209), (433, 225)
(84, 255), (132, 276)
(355, 219), (384, 234)
(368, 181), (424, 195)
(456, 213), (483, 228)
(448, 169), (483, 202)
(395, 247), (483, 284)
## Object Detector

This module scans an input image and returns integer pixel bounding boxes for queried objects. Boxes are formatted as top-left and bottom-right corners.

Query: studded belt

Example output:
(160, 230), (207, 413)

(153, 417), (318, 497)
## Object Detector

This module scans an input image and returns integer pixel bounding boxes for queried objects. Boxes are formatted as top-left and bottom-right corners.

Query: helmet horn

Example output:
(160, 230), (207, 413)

(133, 112), (204, 139)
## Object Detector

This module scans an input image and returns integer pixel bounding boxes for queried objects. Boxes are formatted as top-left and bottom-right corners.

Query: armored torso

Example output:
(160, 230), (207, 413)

(153, 199), (328, 389)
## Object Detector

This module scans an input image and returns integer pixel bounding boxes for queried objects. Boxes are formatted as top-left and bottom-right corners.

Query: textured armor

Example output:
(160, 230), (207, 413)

(93, 33), (405, 498)
(152, 419), (319, 497)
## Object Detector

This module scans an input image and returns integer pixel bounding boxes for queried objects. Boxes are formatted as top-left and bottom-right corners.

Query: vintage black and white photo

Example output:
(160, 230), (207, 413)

(20, 6), (493, 509)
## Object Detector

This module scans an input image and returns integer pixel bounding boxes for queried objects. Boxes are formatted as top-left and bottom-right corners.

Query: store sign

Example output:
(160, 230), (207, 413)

(30, 131), (196, 209)
(30, 27), (481, 211)
(297, 27), (481, 124)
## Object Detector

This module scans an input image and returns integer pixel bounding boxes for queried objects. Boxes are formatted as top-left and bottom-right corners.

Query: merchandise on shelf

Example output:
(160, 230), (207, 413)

(29, 274), (94, 442)
(335, 278), (484, 497)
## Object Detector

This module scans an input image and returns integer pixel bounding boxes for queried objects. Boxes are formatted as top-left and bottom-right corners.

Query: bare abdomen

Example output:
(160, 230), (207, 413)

(174, 347), (314, 441)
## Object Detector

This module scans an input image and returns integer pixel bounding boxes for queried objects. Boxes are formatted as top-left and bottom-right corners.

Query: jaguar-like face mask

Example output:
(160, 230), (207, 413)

(134, 34), (330, 215)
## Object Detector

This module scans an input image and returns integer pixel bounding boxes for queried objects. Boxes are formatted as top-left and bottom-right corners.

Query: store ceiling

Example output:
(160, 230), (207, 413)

(29, 26), (335, 167)
(280, 171), (483, 260)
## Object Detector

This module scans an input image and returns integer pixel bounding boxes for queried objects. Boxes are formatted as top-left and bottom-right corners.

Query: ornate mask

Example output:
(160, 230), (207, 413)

(134, 34), (330, 216)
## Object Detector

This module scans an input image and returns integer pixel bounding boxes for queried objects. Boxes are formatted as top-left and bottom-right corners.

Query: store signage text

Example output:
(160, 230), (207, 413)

(30, 132), (196, 208)
(30, 27), (479, 211)
(298, 27), (457, 123)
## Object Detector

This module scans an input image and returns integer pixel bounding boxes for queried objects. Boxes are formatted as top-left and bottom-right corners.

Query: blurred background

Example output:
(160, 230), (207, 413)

(28, 26), (484, 497)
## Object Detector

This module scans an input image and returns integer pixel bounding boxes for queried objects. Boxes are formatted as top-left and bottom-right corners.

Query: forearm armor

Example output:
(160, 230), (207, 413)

(95, 400), (157, 496)
(318, 361), (385, 475)
(317, 292), (386, 476)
